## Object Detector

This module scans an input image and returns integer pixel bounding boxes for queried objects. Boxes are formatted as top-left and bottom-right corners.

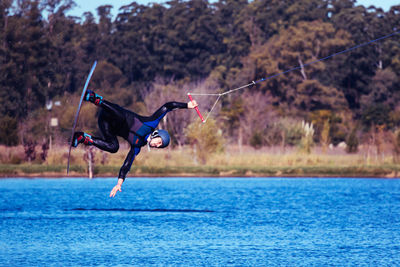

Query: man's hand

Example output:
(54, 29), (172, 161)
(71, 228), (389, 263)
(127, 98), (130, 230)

(188, 100), (198, 109)
(109, 178), (124, 197)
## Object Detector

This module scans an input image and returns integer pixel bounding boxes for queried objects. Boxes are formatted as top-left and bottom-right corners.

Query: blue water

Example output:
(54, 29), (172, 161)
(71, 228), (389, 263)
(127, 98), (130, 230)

(1, 178), (400, 266)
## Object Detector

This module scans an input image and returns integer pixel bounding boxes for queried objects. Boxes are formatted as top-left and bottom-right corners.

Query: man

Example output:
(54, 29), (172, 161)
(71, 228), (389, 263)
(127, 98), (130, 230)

(72, 89), (198, 197)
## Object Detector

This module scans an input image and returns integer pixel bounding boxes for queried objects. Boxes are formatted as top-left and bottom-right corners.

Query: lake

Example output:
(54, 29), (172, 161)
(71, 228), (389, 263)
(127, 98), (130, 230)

(1, 177), (400, 266)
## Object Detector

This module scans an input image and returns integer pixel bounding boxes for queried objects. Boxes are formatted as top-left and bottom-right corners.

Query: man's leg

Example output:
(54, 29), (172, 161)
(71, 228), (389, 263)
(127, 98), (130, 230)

(76, 90), (124, 153)
(72, 112), (120, 153)
(85, 90), (103, 105)
(72, 132), (94, 147)
(92, 116), (120, 153)
(73, 128), (119, 153)
(85, 90), (125, 122)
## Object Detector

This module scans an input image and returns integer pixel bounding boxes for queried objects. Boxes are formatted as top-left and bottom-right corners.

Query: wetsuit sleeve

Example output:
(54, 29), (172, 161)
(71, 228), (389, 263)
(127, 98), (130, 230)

(163, 101), (188, 110)
(149, 101), (188, 122)
(118, 146), (141, 180)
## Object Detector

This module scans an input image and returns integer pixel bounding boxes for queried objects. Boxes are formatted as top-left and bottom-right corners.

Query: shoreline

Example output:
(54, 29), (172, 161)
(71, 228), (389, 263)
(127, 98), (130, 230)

(1, 175), (398, 179)
(0, 173), (400, 179)
(1, 161), (400, 179)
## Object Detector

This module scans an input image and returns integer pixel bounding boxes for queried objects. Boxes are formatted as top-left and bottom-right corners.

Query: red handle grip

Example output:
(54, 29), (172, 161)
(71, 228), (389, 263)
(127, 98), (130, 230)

(188, 93), (205, 123)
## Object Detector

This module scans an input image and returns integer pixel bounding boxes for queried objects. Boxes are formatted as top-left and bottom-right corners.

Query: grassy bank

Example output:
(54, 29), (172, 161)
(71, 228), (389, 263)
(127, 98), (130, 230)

(1, 163), (400, 178)
(1, 145), (399, 178)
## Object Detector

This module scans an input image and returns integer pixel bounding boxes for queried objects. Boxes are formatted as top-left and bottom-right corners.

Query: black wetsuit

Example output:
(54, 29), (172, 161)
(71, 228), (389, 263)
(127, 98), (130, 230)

(92, 100), (188, 180)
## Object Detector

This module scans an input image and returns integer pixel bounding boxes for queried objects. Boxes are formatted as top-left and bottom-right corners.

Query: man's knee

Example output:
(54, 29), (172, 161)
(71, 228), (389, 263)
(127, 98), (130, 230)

(108, 142), (119, 153)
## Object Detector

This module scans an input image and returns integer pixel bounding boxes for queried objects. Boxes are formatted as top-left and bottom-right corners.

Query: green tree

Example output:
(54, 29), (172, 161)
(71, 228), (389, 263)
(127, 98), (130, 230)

(213, 0), (250, 70)
(90, 61), (133, 106)
(96, 5), (113, 60)
(387, 6), (400, 76)
(243, 0), (329, 42)
(42, 0), (79, 96)
(0, 1), (52, 117)
(361, 104), (391, 129)
(242, 20), (350, 114)
(0, 0), (19, 117)
(361, 68), (399, 111)
(112, 2), (157, 82)
(329, 2), (394, 110)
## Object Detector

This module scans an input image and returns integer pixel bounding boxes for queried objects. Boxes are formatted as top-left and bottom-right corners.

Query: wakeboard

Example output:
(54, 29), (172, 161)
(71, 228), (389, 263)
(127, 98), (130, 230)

(67, 61), (97, 174)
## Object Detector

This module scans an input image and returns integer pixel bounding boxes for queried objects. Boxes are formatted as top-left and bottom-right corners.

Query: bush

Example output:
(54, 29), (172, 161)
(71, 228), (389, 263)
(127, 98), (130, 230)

(346, 129), (359, 153)
(10, 155), (23, 164)
(392, 130), (400, 163)
(298, 121), (315, 154)
(0, 145), (24, 164)
(250, 131), (263, 149)
(185, 118), (224, 164)
(0, 116), (19, 146)
(361, 104), (391, 129)
(284, 120), (303, 146)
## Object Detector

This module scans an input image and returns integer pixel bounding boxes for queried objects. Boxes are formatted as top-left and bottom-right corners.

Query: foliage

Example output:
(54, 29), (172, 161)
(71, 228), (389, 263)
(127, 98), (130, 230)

(0, 0), (399, 152)
(242, 20), (351, 115)
(299, 121), (315, 154)
(185, 118), (224, 164)
(392, 129), (400, 164)
(361, 68), (399, 111)
(238, 90), (277, 146)
(249, 131), (263, 149)
(320, 119), (330, 153)
(0, 115), (19, 146)
(275, 118), (304, 146)
(19, 108), (49, 144)
(346, 128), (359, 153)
(361, 104), (392, 129)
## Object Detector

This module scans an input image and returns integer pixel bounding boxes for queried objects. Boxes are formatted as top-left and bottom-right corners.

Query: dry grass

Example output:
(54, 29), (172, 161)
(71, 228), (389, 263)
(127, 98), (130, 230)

(1, 144), (399, 177)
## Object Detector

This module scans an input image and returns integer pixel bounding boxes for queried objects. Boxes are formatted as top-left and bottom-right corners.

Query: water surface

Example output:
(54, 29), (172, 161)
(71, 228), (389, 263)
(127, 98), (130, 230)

(1, 178), (400, 266)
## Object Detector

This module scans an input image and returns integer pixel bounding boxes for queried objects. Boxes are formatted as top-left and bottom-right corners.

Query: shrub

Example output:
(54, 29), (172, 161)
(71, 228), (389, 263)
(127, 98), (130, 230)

(185, 118), (224, 164)
(0, 116), (19, 146)
(250, 131), (263, 149)
(298, 121), (315, 154)
(392, 130), (400, 163)
(346, 128), (359, 153)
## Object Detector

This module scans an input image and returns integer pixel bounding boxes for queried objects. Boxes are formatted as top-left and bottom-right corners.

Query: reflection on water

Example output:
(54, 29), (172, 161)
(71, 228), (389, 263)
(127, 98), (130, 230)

(68, 208), (214, 212)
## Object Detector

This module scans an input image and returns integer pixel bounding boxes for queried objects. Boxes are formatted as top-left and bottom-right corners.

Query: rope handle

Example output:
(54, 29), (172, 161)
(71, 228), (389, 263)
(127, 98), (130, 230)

(188, 93), (205, 123)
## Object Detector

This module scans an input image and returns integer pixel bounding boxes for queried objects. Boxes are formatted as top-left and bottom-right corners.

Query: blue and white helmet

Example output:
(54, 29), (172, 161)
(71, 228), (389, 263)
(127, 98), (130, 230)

(150, 129), (170, 148)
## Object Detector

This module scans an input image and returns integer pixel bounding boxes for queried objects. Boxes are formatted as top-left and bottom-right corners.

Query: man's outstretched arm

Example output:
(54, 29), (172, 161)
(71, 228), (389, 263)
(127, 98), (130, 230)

(149, 100), (198, 122)
(109, 146), (140, 197)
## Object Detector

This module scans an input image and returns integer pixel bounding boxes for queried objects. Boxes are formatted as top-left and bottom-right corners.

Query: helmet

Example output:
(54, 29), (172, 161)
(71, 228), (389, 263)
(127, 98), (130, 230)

(150, 129), (170, 148)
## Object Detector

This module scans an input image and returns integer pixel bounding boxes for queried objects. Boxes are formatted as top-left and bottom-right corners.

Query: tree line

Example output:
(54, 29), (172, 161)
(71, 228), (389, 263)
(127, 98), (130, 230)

(0, 0), (399, 156)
